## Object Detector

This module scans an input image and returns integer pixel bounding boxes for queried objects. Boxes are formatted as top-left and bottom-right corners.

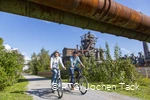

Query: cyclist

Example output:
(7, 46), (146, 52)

(50, 50), (66, 89)
(69, 50), (85, 90)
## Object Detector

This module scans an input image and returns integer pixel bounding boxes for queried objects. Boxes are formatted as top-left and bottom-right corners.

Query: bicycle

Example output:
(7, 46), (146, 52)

(68, 67), (88, 95)
(51, 68), (63, 99)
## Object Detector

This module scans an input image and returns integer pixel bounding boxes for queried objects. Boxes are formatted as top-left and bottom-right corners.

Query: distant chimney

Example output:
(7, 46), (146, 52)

(143, 42), (150, 58)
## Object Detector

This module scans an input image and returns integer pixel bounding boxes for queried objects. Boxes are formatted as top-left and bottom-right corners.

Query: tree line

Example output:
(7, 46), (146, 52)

(26, 42), (140, 84)
(27, 48), (50, 75)
(82, 42), (139, 84)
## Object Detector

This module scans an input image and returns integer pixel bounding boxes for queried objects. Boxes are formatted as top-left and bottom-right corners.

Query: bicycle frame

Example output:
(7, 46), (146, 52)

(74, 68), (83, 82)
(56, 69), (61, 80)
(51, 68), (61, 90)
(51, 68), (63, 98)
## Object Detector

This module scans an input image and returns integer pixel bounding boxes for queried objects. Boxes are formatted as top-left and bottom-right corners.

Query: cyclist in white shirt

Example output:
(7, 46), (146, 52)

(50, 50), (66, 85)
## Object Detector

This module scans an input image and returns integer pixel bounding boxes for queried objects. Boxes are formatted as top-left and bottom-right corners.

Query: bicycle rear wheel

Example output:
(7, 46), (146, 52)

(78, 75), (88, 95)
(57, 78), (63, 99)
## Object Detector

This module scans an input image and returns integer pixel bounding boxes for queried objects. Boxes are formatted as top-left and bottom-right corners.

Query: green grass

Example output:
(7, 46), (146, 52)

(114, 86), (150, 100)
(62, 79), (68, 83)
(0, 77), (32, 100)
(88, 78), (150, 100)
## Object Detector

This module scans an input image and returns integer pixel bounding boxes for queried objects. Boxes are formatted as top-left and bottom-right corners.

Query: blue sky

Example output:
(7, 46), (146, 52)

(0, 0), (150, 60)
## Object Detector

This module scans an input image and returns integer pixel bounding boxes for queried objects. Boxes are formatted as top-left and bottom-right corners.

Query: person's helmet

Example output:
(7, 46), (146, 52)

(73, 50), (78, 54)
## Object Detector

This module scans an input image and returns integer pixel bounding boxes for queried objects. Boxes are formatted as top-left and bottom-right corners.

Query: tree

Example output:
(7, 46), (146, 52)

(105, 42), (112, 60)
(114, 43), (120, 60)
(37, 48), (50, 71)
(99, 47), (104, 61)
(0, 38), (25, 90)
(119, 48), (122, 58)
(28, 53), (39, 75)
(28, 48), (50, 75)
(0, 38), (4, 51)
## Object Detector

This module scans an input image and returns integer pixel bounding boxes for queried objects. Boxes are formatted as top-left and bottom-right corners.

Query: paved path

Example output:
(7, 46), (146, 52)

(24, 74), (140, 100)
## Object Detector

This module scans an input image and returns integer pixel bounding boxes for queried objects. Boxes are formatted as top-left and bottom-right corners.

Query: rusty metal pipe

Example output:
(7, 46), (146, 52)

(28, 0), (150, 35)
(0, 0), (150, 42)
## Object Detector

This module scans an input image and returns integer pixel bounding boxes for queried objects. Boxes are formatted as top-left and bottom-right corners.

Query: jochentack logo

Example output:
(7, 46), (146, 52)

(52, 82), (140, 91)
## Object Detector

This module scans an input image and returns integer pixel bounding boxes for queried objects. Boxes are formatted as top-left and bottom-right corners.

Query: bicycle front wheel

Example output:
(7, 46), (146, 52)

(78, 75), (88, 95)
(57, 78), (63, 99)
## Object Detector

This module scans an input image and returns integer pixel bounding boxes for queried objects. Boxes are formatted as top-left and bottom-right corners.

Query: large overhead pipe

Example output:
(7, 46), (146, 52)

(28, 0), (150, 35)
(0, 0), (150, 42)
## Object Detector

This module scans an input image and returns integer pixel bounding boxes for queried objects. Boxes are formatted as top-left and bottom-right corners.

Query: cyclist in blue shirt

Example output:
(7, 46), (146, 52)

(69, 50), (85, 90)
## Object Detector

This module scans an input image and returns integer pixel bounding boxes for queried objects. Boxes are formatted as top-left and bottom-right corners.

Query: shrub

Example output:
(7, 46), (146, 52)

(82, 43), (139, 84)
(0, 38), (24, 90)
(61, 60), (70, 79)
(0, 67), (7, 90)
(83, 57), (139, 84)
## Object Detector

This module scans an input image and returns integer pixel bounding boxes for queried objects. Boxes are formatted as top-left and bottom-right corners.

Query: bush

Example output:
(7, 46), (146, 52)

(136, 77), (150, 86)
(82, 43), (139, 84)
(28, 48), (50, 75)
(61, 60), (70, 79)
(0, 38), (24, 90)
(83, 57), (139, 84)
(0, 67), (7, 90)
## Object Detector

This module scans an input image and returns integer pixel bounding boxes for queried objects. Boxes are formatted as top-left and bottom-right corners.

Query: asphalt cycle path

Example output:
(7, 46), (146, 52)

(23, 74), (139, 100)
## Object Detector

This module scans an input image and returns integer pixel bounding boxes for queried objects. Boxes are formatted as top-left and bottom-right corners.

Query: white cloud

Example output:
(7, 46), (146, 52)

(4, 44), (31, 61)
(12, 48), (18, 50)
(22, 52), (31, 61)
(4, 44), (11, 50)
(22, 52), (27, 56)
(4, 44), (18, 51)
(23, 65), (29, 70)
(121, 48), (132, 54)
(4, 44), (30, 71)
(24, 56), (31, 61)
(22, 53), (31, 71)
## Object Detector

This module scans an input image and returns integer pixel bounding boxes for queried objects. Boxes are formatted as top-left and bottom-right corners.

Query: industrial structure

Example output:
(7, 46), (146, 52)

(143, 42), (150, 66)
(136, 43), (150, 77)
(62, 32), (104, 64)
(122, 42), (150, 67)
(1, 0), (150, 42)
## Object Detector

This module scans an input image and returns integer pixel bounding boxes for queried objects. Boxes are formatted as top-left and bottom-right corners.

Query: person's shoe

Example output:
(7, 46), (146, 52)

(71, 87), (74, 90)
